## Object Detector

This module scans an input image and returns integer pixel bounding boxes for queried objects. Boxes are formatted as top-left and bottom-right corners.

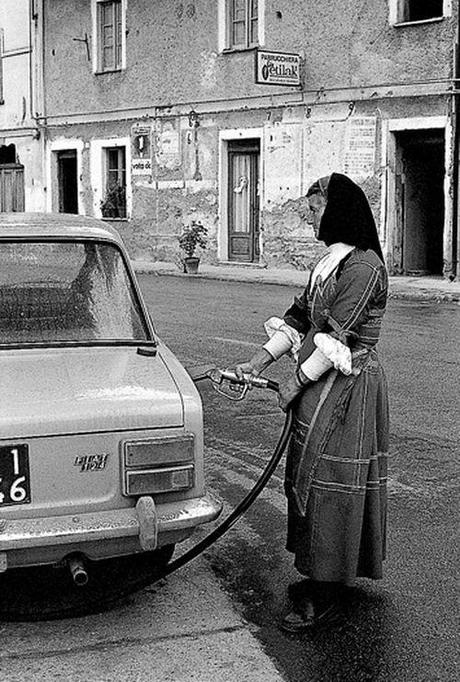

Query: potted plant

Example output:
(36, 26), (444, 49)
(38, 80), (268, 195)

(100, 183), (127, 219)
(178, 220), (208, 274)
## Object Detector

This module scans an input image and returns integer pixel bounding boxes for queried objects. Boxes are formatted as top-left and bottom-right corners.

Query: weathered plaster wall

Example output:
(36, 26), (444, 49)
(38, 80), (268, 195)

(0, 0), (31, 125)
(42, 1), (456, 271)
(0, 0), (45, 212)
(47, 87), (449, 267)
(44, 0), (455, 117)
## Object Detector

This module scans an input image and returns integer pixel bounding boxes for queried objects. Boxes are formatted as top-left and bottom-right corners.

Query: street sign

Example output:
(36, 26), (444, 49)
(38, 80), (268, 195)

(255, 50), (301, 87)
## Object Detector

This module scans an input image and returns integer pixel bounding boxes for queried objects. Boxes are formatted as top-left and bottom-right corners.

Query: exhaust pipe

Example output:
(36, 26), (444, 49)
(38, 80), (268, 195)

(67, 555), (89, 587)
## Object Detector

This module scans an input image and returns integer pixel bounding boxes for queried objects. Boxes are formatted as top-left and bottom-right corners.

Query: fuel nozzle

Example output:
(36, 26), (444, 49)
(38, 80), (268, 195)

(205, 368), (278, 400)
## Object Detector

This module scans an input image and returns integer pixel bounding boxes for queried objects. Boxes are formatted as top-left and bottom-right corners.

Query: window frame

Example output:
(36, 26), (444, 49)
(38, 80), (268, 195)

(90, 137), (132, 221)
(389, 0), (451, 26)
(219, 0), (264, 52)
(91, 0), (127, 74)
(102, 146), (127, 219)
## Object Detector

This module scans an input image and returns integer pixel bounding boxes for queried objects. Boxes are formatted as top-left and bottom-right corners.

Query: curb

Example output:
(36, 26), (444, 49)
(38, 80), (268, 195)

(133, 262), (460, 303)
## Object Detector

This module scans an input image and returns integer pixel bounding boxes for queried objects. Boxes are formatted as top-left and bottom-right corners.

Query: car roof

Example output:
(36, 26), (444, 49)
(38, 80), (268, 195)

(0, 212), (123, 245)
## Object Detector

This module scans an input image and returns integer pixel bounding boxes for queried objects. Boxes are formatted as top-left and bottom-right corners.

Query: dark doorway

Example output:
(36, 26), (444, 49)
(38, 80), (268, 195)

(57, 150), (78, 213)
(394, 130), (444, 276)
(227, 139), (260, 262)
(0, 144), (17, 164)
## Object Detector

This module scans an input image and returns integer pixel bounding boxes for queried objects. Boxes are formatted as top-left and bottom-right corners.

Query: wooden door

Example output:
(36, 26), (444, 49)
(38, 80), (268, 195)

(228, 140), (260, 262)
(0, 164), (25, 212)
(392, 141), (405, 275)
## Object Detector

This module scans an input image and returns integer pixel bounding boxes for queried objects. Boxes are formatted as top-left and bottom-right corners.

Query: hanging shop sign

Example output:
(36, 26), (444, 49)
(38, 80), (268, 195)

(131, 125), (152, 176)
(255, 50), (301, 87)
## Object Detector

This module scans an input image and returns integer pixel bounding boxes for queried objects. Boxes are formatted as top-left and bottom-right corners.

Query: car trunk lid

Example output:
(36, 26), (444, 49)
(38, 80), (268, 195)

(0, 346), (184, 439)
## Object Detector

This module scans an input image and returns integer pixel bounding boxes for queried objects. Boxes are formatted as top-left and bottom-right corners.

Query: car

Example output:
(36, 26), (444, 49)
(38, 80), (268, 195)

(0, 212), (222, 618)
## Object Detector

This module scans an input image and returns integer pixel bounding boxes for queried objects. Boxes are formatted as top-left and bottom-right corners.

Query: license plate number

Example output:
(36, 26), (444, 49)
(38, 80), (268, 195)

(0, 445), (31, 506)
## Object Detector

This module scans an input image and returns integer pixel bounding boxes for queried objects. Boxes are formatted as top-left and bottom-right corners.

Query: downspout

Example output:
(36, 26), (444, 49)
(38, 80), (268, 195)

(31, 0), (48, 211)
(452, 3), (460, 280)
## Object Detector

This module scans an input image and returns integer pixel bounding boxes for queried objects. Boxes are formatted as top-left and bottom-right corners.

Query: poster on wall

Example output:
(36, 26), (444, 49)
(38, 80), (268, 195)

(155, 119), (181, 171)
(131, 125), (152, 177)
(344, 117), (377, 179)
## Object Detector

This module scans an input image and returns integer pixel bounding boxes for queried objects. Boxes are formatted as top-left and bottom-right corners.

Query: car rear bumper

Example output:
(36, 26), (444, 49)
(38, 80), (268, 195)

(0, 493), (222, 570)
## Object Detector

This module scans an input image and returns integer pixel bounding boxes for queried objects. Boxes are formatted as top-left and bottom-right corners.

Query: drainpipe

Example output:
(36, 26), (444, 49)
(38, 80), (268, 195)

(453, 4), (460, 280)
(30, 0), (47, 211)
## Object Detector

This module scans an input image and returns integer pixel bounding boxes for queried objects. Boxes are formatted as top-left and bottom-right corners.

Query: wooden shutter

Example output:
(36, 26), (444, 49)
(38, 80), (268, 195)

(98, 1), (122, 71)
(0, 165), (25, 212)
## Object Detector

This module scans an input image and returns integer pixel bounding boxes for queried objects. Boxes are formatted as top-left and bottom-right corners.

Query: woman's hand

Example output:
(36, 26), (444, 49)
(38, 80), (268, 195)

(234, 361), (258, 379)
(235, 348), (274, 381)
(278, 372), (308, 412)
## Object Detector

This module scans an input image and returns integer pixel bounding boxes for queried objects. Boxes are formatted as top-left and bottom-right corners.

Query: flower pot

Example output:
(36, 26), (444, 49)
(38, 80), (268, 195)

(183, 256), (200, 274)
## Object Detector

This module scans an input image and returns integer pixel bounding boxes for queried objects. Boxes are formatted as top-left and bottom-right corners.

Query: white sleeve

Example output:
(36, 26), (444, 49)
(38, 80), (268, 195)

(299, 348), (333, 380)
(300, 333), (353, 380)
(262, 316), (304, 360)
(314, 333), (352, 375)
(263, 331), (293, 360)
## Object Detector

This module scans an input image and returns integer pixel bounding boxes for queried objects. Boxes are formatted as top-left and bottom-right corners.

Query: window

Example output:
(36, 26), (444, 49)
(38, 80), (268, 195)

(227, 0), (258, 49)
(0, 241), (149, 345)
(94, 0), (125, 72)
(101, 147), (127, 219)
(391, 0), (445, 24)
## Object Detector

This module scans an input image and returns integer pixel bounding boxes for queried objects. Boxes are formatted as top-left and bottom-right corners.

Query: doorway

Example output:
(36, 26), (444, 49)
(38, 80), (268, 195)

(227, 139), (260, 262)
(393, 130), (444, 276)
(0, 144), (25, 212)
(57, 150), (78, 213)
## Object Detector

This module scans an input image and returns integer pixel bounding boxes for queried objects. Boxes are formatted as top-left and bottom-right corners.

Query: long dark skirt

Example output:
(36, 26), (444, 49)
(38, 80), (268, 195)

(285, 351), (389, 585)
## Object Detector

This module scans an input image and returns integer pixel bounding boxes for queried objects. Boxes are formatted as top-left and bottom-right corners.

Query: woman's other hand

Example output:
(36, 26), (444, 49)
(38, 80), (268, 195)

(278, 374), (305, 412)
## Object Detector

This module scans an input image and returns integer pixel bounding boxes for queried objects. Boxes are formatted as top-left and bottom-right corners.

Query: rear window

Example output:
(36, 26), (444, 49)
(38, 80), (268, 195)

(0, 240), (150, 345)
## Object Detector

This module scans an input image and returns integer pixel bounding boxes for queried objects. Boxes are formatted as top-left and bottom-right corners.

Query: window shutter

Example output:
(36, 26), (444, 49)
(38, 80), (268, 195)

(98, 1), (122, 71)
(228, 0), (258, 49)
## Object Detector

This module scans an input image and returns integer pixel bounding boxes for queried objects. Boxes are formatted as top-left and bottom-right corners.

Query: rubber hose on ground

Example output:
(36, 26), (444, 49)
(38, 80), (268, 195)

(162, 407), (293, 578)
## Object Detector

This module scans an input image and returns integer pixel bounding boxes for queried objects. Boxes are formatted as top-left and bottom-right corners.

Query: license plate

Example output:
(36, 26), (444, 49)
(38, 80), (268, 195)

(0, 445), (31, 506)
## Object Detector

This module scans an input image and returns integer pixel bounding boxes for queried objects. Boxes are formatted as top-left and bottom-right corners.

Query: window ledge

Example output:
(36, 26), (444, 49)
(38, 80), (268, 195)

(392, 16), (444, 27)
(101, 217), (129, 222)
(94, 68), (124, 75)
(220, 46), (258, 55)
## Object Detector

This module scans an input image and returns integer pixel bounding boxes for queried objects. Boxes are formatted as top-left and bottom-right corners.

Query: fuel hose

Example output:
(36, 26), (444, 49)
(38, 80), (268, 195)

(161, 378), (292, 578)
(0, 373), (291, 620)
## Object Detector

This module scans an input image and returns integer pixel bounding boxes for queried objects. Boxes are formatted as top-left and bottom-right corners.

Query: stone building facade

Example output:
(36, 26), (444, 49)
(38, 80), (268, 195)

(2, 1), (459, 277)
(0, 0), (45, 213)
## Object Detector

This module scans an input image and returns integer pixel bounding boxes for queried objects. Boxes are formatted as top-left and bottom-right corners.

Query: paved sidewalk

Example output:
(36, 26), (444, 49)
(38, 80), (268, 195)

(134, 259), (460, 303)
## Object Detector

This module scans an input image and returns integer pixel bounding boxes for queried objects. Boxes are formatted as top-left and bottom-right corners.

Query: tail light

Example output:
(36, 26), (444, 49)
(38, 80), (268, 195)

(122, 435), (195, 496)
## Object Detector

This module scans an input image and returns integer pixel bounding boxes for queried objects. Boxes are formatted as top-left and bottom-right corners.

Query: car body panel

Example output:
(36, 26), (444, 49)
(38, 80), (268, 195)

(0, 213), (221, 571)
(0, 346), (184, 440)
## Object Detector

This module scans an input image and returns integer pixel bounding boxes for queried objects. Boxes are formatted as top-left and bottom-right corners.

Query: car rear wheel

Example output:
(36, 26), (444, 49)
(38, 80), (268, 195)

(0, 544), (175, 621)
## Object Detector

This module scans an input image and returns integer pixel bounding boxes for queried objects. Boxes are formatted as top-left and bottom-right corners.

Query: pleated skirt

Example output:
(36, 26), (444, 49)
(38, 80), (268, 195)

(285, 351), (389, 585)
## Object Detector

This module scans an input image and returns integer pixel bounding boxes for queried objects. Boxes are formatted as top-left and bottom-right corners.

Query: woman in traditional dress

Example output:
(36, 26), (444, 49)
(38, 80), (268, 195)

(235, 173), (389, 633)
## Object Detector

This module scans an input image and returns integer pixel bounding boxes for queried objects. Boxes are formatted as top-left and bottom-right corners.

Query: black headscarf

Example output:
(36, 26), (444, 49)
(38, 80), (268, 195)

(308, 173), (384, 262)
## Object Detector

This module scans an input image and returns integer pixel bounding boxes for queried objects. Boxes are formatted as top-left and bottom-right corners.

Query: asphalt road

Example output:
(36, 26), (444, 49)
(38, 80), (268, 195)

(139, 274), (460, 682)
(2, 275), (458, 682)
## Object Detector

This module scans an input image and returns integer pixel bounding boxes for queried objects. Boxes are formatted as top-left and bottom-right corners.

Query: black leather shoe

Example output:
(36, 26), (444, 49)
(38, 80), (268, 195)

(280, 600), (342, 634)
(280, 605), (315, 633)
